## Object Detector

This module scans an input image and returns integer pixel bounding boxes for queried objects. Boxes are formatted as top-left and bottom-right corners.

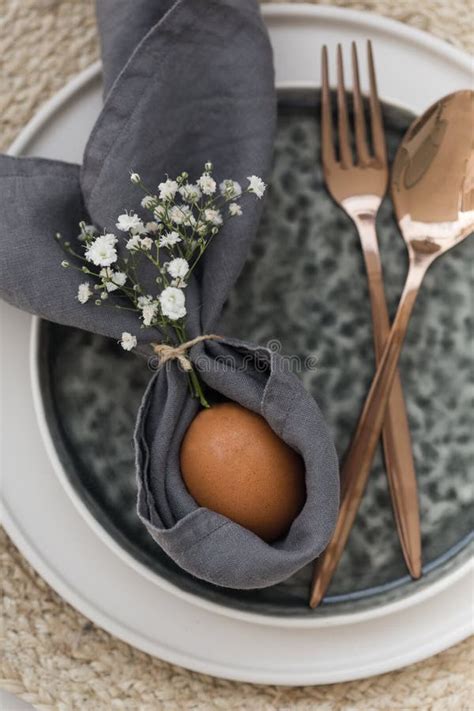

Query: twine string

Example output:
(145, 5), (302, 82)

(152, 334), (221, 371)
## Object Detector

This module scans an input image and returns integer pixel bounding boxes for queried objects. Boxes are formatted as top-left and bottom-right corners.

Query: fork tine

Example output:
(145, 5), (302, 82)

(336, 44), (352, 168)
(367, 40), (387, 163)
(351, 42), (370, 165)
(321, 45), (336, 169)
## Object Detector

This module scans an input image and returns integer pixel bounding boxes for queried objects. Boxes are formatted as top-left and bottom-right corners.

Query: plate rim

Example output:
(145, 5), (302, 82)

(2, 494), (472, 685)
(267, 3), (471, 67)
(2, 3), (472, 680)
(9, 4), (472, 158)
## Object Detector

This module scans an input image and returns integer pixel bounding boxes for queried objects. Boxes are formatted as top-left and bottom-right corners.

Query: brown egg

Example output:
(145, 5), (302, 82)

(180, 402), (306, 542)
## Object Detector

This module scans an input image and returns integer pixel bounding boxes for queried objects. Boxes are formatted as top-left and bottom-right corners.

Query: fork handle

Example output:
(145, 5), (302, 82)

(354, 215), (421, 579)
(309, 260), (427, 608)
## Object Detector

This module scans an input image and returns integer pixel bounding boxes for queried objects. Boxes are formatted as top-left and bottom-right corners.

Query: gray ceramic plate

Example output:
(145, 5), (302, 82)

(37, 91), (473, 618)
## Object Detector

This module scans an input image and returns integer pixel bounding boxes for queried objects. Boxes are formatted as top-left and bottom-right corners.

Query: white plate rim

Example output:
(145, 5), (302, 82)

(1, 3), (472, 682)
(2, 495), (472, 685)
(9, 3), (472, 157)
(267, 3), (471, 66)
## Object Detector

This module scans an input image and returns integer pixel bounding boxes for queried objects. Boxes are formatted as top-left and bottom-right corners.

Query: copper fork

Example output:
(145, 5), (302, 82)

(314, 41), (421, 590)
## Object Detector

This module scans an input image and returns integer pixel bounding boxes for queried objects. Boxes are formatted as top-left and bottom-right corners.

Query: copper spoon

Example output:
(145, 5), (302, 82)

(310, 90), (474, 608)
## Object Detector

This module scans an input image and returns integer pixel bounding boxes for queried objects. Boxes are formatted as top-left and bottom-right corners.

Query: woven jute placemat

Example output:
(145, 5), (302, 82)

(0, 1), (472, 708)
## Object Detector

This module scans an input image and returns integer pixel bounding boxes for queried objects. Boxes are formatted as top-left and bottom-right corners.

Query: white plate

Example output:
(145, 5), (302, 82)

(2, 4), (473, 684)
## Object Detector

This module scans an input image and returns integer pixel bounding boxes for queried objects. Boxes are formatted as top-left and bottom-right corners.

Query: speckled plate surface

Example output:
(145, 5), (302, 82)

(36, 89), (473, 618)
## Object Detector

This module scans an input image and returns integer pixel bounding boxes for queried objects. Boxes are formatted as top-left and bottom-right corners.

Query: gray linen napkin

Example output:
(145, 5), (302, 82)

(0, 0), (339, 589)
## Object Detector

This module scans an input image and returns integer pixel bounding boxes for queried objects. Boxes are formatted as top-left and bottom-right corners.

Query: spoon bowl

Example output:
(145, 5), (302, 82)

(392, 90), (474, 262)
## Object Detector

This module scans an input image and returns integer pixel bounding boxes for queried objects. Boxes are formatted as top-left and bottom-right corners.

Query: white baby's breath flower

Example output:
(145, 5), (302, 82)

(169, 204), (192, 225)
(159, 286), (186, 320)
(77, 282), (92, 304)
(220, 179), (242, 199)
(197, 173), (216, 195)
(133, 221), (146, 235)
(130, 172), (141, 184)
(95, 233), (117, 247)
(120, 332), (137, 351)
(137, 295), (153, 308)
(159, 231), (182, 248)
(195, 222), (209, 237)
(141, 196), (156, 209)
(100, 267), (127, 292)
(85, 233), (118, 267)
(99, 267), (113, 285)
(158, 179), (179, 201)
(142, 301), (159, 326)
(247, 175), (266, 198)
(166, 257), (189, 279)
(154, 205), (166, 221)
(116, 212), (145, 233)
(229, 202), (242, 216)
(204, 208), (223, 226)
(140, 237), (153, 251)
(126, 234), (142, 251)
(112, 271), (127, 287)
(145, 221), (160, 233)
(179, 183), (202, 203)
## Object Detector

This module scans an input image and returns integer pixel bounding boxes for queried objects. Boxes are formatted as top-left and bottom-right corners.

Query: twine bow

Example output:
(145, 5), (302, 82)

(152, 334), (221, 371)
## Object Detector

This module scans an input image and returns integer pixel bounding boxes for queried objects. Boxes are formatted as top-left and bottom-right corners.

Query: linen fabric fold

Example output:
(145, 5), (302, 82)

(137, 337), (339, 588)
(0, 0), (339, 589)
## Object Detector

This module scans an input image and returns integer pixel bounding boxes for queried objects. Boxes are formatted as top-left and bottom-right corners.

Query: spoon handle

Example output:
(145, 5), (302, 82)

(309, 259), (427, 608)
(355, 215), (421, 579)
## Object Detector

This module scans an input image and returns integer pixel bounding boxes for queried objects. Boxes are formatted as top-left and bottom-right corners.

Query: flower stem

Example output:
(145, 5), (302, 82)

(187, 365), (210, 408)
(176, 326), (210, 408)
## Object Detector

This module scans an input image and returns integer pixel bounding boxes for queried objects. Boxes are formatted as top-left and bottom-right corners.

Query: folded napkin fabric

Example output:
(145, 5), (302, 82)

(0, 0), (339, 589)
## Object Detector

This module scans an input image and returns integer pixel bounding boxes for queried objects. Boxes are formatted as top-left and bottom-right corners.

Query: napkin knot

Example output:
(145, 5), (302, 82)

(152, 334), (221, 371)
